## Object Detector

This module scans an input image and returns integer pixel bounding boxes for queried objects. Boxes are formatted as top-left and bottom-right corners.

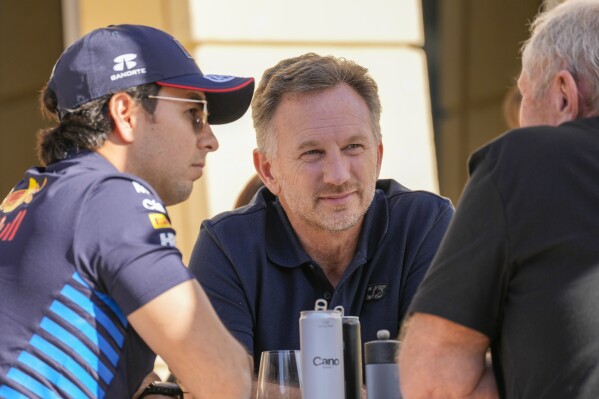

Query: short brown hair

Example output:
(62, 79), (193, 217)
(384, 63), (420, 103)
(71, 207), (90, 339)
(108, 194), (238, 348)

(252, 53), (382, 158)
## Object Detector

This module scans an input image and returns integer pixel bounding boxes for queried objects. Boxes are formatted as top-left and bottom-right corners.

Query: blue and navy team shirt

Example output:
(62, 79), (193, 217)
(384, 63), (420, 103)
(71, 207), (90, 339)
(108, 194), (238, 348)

(0, 151), (193, 398)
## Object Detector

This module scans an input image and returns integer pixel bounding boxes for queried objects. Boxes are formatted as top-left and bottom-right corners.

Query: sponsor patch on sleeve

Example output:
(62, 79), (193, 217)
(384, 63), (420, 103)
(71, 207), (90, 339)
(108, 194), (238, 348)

(148, 213), (172, 229)
(131, 180), (151, 195)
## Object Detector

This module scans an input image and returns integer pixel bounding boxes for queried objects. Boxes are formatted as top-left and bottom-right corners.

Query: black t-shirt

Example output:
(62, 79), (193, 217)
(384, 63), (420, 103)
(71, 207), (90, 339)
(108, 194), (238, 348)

(409, 117), (599, 398)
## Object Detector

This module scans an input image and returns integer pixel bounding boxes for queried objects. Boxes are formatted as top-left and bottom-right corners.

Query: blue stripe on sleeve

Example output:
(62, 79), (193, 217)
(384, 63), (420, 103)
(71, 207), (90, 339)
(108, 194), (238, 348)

(17, 352), (88, 399)
(92, 290), (128, 327)
(73, 272), (91, 289)
(6, 368), (61, 399)
(30, 334), (104, 398)
(61, 284), (125, 346)
(71, 272), (128, 327)
(0, 384), (30, 399)
(40, 317), (113, 384)
(49, 301), (119, 366)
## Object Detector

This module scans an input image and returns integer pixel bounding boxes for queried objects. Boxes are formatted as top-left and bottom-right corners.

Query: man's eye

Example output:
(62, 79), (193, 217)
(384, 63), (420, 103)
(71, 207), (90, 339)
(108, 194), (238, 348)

(189, 109), (204, 131)
(303, 149), (321, 155)
(300, 150), (323, 161)
(346, 144), (364, 154)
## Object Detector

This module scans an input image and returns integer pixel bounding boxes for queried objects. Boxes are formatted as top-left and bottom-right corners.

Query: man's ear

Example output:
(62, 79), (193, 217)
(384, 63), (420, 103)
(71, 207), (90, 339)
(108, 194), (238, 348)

(551, 70), (580, 124)
(108, 92), (140, 144)
(253, 149), (280, 195)
(376, 141), (384, 179)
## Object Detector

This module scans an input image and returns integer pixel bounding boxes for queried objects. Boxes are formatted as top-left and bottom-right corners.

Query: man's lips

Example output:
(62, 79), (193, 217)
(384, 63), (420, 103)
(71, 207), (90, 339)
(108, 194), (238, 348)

(318, 191), (355, 205)
(191, 159), (205, 168)
(191, 162), (205, 177)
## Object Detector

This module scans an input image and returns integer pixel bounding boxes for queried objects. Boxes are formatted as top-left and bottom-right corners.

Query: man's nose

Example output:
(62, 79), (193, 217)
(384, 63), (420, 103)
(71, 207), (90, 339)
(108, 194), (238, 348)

(198, 124), (219, 152)
(322, 152), (350, 185)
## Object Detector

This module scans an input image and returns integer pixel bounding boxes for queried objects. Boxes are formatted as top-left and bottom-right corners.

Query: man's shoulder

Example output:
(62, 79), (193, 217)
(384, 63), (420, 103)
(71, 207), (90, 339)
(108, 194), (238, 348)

(464, 117), (599, 205)
(205, 203), (267, 227)
(65, 153), (161, 199)
(473, 117), (599, 164)
(375, 179), (453, 211)
(203, 187), (272, 231)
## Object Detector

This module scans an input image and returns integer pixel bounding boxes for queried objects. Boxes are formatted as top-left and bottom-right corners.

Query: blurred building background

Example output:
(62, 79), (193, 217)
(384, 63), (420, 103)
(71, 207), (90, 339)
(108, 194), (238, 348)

(0, 0), (559, 263)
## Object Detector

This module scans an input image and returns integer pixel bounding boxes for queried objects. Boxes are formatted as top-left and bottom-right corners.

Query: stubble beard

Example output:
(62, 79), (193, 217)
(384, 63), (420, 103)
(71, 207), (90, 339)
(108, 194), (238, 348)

(281, 178), (377, 233)
(155, 176), (194, 206)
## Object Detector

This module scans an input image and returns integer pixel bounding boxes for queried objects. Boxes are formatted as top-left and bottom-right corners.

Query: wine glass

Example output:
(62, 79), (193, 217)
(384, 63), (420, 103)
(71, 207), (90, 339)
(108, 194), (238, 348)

(256, 350), (302, 399)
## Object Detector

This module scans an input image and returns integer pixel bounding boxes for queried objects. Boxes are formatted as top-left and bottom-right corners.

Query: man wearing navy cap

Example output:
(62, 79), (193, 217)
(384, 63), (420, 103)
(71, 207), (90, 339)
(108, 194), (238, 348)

(0, 24), (254, 398)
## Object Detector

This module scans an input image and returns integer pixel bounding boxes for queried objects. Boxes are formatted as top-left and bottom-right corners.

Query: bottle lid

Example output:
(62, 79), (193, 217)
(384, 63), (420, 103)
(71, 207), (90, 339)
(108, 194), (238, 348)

(377, 330), (390, 340)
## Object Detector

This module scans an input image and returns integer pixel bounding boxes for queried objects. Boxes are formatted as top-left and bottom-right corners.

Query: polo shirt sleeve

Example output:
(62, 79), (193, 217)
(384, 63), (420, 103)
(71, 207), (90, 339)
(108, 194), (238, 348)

(73, 176), (194, 316)
(189, 223), (254, 354)
(408, 155), (510, 339)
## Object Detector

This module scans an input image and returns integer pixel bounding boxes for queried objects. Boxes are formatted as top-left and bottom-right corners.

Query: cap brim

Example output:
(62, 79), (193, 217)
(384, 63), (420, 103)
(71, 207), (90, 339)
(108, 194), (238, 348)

(157, 74), (255, 125)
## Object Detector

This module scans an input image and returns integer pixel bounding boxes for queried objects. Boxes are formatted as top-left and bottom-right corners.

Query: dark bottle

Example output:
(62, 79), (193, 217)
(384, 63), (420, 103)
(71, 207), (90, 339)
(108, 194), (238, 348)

(342, 316), (362, 399)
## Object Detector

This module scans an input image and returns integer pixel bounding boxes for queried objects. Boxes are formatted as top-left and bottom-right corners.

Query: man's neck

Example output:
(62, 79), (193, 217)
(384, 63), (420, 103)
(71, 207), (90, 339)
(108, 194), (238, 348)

(291, 219), (363, 288)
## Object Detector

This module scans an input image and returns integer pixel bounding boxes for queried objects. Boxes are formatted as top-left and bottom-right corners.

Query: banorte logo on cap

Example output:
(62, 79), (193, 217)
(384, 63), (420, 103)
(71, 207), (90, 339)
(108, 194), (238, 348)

(113, 54), (137, 71)
(111, 53), (147, 81)
(203, 75), (236, 83)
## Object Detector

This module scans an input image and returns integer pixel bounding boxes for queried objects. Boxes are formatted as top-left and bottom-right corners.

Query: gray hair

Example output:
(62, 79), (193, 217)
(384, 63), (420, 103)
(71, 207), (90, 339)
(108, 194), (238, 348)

(252, 53), (382, 158)
(521, 0), (599, 111)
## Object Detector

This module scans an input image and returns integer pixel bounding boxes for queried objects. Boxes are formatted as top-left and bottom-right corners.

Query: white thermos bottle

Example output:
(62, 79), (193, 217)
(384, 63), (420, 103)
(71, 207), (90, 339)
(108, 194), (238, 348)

(364, 329), (402, 399)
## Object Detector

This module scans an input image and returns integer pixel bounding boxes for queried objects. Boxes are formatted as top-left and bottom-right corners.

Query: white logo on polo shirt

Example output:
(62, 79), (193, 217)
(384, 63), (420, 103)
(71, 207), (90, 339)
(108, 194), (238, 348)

(142, 199), (166, 213)
(160, 232), (176, 247)
(131, 181), (150, 195)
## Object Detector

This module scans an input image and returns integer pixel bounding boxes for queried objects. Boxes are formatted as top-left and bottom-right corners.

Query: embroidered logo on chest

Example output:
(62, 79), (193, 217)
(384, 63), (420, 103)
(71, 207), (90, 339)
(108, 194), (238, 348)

(365, 283), (388, 301)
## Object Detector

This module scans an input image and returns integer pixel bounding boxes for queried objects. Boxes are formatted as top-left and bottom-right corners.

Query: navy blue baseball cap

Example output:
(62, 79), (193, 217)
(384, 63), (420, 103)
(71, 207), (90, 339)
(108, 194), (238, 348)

(48, 24), (255, 125)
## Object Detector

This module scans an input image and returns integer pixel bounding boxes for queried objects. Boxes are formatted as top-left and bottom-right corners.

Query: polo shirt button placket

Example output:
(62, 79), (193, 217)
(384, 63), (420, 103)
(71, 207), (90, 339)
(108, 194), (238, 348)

(323, 291), (332, 300)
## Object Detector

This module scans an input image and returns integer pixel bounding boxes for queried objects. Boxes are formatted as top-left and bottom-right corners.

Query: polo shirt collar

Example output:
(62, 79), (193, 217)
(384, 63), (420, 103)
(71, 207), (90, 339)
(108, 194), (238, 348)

(263, 186), (390, 268)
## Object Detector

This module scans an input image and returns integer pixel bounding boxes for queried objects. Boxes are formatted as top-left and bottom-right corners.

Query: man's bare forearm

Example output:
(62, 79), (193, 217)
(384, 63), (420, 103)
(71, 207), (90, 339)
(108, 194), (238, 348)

(398, 313), (498, 399)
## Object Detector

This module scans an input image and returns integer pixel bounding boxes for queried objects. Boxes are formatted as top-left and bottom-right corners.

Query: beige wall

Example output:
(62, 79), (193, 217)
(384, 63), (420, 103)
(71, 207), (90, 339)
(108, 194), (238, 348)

(436, 0), (543, 203)
(0, 1), (63, 199)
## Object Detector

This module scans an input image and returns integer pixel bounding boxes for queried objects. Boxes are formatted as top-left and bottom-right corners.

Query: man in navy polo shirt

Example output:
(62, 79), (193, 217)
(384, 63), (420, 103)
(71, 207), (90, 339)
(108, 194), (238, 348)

(189, 53), (454, 375)
(0, 25), (254, 398)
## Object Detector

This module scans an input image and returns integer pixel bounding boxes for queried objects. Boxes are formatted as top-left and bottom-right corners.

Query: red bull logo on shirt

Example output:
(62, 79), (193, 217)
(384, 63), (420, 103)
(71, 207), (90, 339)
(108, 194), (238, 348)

(0, 177), (47, 242)
(0, 178), (46, 213)
(0, 210), (26, 241)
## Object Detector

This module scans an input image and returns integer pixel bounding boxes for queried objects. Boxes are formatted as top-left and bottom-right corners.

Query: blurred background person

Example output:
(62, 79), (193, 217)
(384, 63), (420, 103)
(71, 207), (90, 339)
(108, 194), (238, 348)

(234, 174), (265, 209)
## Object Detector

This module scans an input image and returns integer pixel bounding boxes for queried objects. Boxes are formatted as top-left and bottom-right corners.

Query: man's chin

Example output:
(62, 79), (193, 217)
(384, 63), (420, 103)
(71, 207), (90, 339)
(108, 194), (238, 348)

(162, 185), (193, 206)
(315, 213), (362, 232)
